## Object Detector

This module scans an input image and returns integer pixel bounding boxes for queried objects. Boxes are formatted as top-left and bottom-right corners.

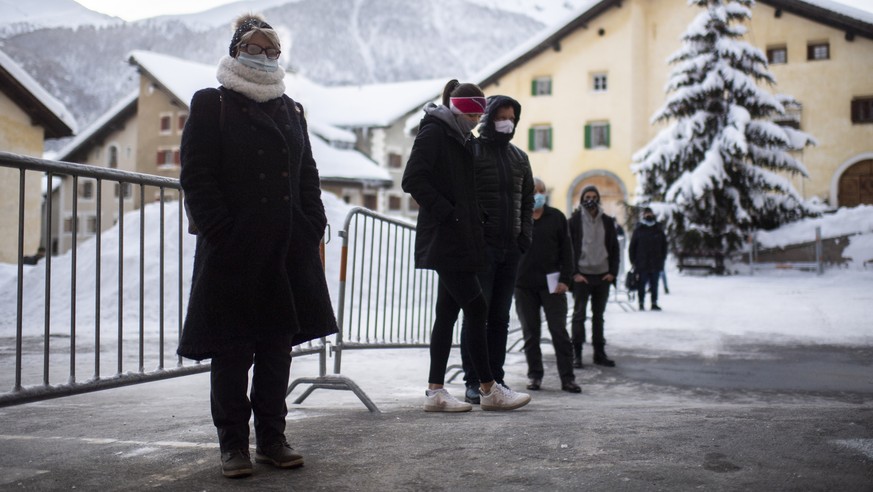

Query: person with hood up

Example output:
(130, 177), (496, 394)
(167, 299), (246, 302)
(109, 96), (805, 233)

(402, 80), (531, 413)
(178, 14), (338, 478)
(569, 185), (620, 368)
(458, 95), (534, 405)
(629, 207), (668, 311)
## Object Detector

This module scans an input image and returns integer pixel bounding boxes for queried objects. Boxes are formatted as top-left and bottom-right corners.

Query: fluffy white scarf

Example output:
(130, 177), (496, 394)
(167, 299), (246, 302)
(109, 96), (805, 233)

(215, 55), (286, 103)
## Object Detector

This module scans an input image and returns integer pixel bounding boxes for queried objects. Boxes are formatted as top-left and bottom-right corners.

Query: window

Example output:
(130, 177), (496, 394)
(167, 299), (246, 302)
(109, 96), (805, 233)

(79, 180), (95, 199)
(108, 145), (118, 168)
(592, 73), (608, 92)
(63, 217), (74, 233)
(585, 122), (610, 149)
(767, 46), (787, 64)
(115, 182), (132, 199)
(156, 148), (180, 167)
(807, 42), (829, 60)
(408, 198), (419, 212)
(528, 126), (553, 152)
(773, 100), (802, 130)
(86, 215), (98, 234)
(531, 76), (552, 96)
(388, 195), (402, 211)
(851, 97), (873, 124)
(159, 114), (172, 134)
(363, 193), (378, 210)
(178, 113), (188, 132)
(388, 152), (403, 169)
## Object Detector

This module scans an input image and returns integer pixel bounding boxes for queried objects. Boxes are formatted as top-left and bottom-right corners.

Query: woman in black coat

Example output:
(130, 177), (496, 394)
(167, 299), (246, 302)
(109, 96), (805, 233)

(402, 80), (530, 413)
(178, 15), (337, 479)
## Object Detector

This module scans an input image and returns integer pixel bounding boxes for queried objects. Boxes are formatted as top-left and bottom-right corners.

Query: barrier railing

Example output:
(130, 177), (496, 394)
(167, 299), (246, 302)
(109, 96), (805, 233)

(0, 152), (328, 407)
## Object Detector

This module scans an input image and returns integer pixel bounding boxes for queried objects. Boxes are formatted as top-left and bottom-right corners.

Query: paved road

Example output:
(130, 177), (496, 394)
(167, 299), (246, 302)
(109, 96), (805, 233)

(0, 343), (871, 490)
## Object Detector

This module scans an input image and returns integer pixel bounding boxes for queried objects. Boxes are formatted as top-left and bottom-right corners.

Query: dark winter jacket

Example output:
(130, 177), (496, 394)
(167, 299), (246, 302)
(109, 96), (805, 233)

(629, 222), (668, 273)
(473, 95), (534, 252)
(569, 208), (620, 278)
(178, 87), (338, 360)
(515, 206), (574, 291)
(402, 103), (486, 272)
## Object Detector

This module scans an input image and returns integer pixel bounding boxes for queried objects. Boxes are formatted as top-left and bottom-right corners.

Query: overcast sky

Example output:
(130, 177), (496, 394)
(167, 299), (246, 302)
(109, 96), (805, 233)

(76, 0), (873, 22)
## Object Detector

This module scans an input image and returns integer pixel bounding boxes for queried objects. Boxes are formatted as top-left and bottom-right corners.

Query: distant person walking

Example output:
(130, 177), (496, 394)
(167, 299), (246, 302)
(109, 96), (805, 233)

(569, 185), (620, 368)
(629, 207), (668, 311)
(402, 80), (530, 413)
(178, 14), (337, 479)
(459, 94), (534, 405)
(514, 178), (581, 393)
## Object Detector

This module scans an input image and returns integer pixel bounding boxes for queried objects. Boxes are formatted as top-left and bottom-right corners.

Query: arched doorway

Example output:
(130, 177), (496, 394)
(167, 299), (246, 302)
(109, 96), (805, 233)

(567, 171), (628, 224)
(837, 159), (873, 207)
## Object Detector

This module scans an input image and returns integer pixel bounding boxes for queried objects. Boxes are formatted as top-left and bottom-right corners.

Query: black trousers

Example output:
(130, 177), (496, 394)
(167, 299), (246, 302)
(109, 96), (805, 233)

(571, 275), (611, 347)
(515, 287), (575, 383)
(210, 338), (291, 452)
(637, 271), (660, 307)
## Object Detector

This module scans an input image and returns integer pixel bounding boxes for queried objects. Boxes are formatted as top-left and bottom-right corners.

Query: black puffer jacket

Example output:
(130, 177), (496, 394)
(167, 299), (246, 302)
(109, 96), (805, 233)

(178, 87), (338, 361)
(629, 222), (668, 273)
(402, 103), (486, 272)
(473, 95), (534, 252)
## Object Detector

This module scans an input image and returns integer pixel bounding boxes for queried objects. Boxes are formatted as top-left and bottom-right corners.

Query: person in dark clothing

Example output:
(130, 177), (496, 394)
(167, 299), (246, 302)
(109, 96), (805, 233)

(629, 207), (668, 311)
(402, 80), (530, 413)
(514, 178), (581, 393)
(178, 14), (338, 479)
(459, 95), (534, 404)
(569, 185), (620, 368)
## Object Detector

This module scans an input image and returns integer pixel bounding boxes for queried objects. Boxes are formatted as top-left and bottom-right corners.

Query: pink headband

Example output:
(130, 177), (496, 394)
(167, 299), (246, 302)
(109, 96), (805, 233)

(450, 96), (487, 115)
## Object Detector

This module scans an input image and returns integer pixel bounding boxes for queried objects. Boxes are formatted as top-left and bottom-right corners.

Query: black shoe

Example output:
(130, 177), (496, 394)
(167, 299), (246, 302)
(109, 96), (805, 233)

(573, 358), (583, 369)
(593, 354), (616, 367)
(638, 304), (645, 311)
(221, 449), (253, 478)
(465, 386), (481, 404)
(561, 381), (582, 393)
(651, 304), (662, 311)
(255, 439), (304, 469)
(526, 378), (542, 390)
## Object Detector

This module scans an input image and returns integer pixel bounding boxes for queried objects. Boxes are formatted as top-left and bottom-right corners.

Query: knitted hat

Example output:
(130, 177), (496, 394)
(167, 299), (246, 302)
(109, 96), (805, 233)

(229, 14), (280, 57)
(580, 185), (600, 203)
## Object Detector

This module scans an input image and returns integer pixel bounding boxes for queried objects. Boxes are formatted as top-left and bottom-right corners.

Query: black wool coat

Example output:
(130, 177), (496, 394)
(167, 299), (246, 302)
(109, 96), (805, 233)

(474, 95), (534, 252)
(629, 222), (668, 273)
(569, 208), (621, 278)
(401, 110), (486, 272)
(178, 87), (338, 361)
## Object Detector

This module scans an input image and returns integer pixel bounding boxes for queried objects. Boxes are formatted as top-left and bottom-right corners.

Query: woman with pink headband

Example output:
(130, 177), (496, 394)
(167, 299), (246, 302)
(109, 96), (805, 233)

(402, 79), (531, 413)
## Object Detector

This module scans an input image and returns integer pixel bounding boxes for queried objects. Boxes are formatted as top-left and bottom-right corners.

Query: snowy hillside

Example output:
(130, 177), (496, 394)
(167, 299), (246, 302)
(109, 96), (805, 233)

(0, 0), (121, 36)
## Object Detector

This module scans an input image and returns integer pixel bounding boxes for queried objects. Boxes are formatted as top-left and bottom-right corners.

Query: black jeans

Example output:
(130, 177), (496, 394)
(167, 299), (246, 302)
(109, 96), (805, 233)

(515, 287), (575, 383)
(210, 339), (291, 452)
(428, 270), (492, 386)
(638, 271), (660, 306)
(460, 246), (520, 387)
(571, 275), (611, 347)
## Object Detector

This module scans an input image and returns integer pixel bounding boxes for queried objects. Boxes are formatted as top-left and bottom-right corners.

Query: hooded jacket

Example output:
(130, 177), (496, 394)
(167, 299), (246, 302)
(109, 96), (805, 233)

(401, 103), (487, 272)
(473, 95), (534, 252)
(629, 220), (668, 272)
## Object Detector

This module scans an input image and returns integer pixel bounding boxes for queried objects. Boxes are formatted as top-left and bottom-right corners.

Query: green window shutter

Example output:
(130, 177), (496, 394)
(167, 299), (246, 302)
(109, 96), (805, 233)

(605, 123), (611, 148)
(529, 127), (535, 151)
(531, 79), (537, 96)
(584, 124), (591, 149)
(547, 127), (553, 150)
(546, 78), (552, 95)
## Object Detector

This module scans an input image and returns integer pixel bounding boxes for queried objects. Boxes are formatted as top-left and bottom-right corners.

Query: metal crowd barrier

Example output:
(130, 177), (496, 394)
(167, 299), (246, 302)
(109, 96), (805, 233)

(0, 152), (328, 407)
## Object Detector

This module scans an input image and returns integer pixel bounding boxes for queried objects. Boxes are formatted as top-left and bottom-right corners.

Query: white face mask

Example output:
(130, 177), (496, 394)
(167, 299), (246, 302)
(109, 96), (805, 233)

(236, 52), (279, 72)
(494, 119), (515, 134)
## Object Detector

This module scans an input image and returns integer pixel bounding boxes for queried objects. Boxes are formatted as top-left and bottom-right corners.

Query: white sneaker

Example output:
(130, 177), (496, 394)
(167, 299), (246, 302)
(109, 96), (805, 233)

(424, 388), (473, 412)
(480, 383), (531, 411)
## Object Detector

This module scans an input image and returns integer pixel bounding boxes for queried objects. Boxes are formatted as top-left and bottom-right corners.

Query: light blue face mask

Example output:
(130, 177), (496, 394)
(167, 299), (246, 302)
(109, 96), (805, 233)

(534, 193), (546, 210)
(237, 52), (279, 72)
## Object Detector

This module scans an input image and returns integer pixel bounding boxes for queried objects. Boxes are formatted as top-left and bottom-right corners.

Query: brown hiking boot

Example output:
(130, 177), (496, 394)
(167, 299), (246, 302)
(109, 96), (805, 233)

(255, 440), (304, 469)
(220, 449), (252, 478)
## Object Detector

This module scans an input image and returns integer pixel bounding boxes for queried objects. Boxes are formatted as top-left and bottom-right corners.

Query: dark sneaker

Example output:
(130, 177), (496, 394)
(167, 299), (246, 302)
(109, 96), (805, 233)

(255, 440), (304, 469)
(221, 449), (253, 478)
(464, 386), (481, 405)
(593, 354), (616, 367)
(651, 304), (662, 311)
(526, 378), (542, 391)
(561, 381), (582, 393)
(573, 358), (583, 369)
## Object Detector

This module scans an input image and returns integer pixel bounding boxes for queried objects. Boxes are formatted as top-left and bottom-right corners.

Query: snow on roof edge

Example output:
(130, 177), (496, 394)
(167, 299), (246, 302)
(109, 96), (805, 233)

(0, 49), (78, 134)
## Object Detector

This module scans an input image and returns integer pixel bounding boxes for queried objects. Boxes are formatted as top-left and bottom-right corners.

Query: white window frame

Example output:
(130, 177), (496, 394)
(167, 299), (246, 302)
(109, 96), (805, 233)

(532, 76), (552, 96)
(592, 73), (608, 92)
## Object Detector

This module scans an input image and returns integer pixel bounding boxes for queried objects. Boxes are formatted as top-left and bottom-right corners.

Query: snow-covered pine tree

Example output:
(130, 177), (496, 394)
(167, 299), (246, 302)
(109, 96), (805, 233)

(631, 0), (820, 258)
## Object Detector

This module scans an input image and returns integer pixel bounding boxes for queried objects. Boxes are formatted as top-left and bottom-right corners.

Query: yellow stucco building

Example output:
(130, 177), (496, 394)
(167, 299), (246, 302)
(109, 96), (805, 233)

(476, 0), (873, 223)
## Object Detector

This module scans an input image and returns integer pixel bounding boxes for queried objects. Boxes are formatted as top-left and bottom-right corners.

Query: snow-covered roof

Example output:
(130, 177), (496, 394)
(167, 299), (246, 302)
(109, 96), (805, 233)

(0, 49), (78, 137)
(52, 90), (138, 162)
(473, 0), (873, 87)
(314, 78), (446, 128)
(127, 50), (390, 185)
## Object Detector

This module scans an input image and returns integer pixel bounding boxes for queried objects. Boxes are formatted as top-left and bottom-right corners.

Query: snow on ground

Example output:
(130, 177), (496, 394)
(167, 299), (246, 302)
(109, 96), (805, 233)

(0, 197), (871, 359)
